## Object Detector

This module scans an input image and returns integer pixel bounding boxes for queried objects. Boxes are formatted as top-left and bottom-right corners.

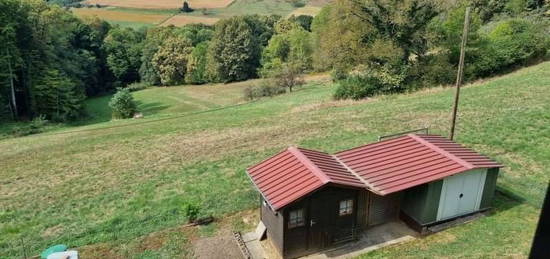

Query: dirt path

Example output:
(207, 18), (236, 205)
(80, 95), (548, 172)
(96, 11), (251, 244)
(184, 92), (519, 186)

(193, 234), (243, 259)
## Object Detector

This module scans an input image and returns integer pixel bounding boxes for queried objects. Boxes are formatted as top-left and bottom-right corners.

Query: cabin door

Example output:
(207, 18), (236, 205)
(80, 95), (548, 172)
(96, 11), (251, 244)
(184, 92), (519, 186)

(308, 195), (328, 251)
(437, 169), (487, 220)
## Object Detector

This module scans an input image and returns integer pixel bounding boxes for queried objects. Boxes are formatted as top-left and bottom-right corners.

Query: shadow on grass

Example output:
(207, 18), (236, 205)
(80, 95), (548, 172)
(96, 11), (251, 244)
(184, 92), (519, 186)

(69, 99), (169, 128)
(487, 186), (526, 214)
(136, 101), (170, 116)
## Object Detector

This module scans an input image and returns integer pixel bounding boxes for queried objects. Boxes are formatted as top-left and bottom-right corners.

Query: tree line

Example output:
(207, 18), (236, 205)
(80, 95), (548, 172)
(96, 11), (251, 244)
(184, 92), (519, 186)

(1, 0), (548, 122)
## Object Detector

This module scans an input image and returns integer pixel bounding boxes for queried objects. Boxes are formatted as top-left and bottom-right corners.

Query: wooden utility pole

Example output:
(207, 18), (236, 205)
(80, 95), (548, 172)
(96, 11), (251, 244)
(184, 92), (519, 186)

(449, 7), (471, 140)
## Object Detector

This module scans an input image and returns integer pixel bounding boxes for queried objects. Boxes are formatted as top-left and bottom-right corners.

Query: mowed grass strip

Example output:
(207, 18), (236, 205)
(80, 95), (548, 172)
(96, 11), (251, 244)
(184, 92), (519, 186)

(72, 7), (171, 25)
(0, 63), (548, 257)
(84, 0), (234, 9)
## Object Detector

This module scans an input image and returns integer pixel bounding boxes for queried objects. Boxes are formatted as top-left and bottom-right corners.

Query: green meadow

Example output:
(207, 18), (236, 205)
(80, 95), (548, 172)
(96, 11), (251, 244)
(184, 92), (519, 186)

(0, 62), (548, 257)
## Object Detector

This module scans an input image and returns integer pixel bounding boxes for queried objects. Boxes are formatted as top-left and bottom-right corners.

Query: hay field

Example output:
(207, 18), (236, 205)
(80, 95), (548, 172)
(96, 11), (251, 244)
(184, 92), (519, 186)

(161, 14), (220, 26)
(84, 0), (234, 9)
(288, 5), (322, 16)
(72, 7), (171, 25)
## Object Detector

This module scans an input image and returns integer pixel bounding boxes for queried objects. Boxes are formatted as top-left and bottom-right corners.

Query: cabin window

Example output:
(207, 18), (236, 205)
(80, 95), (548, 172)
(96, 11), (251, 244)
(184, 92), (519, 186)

(288, 209), (305, 228)
(339, 199), (353, 216)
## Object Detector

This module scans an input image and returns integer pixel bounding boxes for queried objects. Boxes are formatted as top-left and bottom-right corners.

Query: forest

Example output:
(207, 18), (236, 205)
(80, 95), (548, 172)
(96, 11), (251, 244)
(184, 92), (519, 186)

(0, 0), (548, 124)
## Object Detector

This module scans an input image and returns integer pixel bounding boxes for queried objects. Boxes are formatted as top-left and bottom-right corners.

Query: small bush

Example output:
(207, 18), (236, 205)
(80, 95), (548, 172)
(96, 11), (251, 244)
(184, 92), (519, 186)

(416, 54), (456, 86)
(127, 82), (150, 92)
(331, 67), (348, 82)
(333, 75), (380, 100)
(181, 201), (200, 222)
(288, 0), (306, 8)
(109, 88), (137, 119)
(11, 115), (48, 137)
(243, 80), (286, 100)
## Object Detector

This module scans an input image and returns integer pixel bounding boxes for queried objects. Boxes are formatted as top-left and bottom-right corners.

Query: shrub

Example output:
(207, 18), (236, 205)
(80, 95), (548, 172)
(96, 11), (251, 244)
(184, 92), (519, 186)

(334, 64), (408, 100)
(416, 54), (456, 86)
(11, 115), (48, 137)
(108, 88), (137, 119)
(289, 15), (313, 31)
(288, 0), (306, 8)
(181, 201), (200, 222)
(330, 67), (348, 82)
(127, 82), (150, 92)
(243, 80), (286, 100)
(468, 18), (549, 79)
(333, 75), (380, 100)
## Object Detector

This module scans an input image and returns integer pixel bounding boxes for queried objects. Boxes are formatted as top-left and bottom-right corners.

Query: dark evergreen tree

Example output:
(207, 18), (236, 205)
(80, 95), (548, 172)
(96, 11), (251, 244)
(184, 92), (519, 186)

(182, 1), (193, 12)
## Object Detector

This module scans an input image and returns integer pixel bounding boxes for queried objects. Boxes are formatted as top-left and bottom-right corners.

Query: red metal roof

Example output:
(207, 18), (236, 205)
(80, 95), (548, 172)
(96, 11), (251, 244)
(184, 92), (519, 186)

(246, 147), (364, 210)
(246, 134), (502, 210)
(335, 134), (503, 195)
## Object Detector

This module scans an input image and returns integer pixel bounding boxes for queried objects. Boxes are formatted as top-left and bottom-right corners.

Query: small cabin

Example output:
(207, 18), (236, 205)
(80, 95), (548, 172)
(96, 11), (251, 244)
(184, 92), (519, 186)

(246, 134), (502, 258)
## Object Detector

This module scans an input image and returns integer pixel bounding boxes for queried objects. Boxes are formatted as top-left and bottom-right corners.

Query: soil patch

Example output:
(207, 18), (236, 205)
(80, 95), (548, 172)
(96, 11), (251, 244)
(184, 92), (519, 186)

(193, 234), (243, 259)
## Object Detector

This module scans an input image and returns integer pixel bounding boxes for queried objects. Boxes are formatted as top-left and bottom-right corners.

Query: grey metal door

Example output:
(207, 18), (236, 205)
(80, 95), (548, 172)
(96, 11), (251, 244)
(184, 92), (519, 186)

(437, 169), (486, 220)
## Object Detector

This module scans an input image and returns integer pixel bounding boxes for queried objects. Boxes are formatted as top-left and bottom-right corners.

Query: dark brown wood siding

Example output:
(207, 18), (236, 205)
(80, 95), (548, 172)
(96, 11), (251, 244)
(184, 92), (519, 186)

(356, 189), (369, 230)
(283, 198), (309, 258)
(282, 186), (359, 258)
(261, 197), (284, 255)
(367, 192), (402, 226)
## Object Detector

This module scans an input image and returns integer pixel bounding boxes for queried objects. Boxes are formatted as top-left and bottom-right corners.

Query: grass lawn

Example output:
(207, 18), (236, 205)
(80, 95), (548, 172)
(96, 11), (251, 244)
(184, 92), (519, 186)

(0, 62), (548, 258)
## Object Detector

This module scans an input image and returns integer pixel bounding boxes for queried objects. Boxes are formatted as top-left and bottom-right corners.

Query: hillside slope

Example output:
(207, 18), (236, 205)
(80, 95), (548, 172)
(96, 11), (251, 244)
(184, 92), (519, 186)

(0, 62), (548, 257)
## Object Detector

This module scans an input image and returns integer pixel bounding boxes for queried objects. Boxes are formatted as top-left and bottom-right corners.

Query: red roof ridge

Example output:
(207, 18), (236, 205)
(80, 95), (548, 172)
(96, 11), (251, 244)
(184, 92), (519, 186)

(408, 134), (474, 170)
(331, 154), (380, 194)
(287, 147), (331, 184)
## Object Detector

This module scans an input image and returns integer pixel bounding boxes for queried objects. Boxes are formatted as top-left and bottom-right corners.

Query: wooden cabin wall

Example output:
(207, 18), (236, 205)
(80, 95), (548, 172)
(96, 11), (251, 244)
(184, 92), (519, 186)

(282, 186), (359, 258)
(283, 198), (309, 258)
(261, 197), (284, 255)
(367, 192), (402, 226)
(356, 190), (369, 230)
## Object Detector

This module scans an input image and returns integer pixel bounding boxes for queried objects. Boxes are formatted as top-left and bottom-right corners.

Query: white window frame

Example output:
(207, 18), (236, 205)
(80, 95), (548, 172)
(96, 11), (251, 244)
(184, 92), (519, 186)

(288, 208), (305, 228)
(339, 199), (354, 216)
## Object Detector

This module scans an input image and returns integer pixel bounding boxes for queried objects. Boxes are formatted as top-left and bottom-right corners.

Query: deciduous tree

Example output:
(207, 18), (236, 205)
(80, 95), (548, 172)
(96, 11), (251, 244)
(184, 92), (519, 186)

(152, 36), (193, 86)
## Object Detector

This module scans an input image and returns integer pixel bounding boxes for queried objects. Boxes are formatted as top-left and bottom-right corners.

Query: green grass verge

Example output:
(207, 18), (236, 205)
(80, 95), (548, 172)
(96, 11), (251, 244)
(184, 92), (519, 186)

(0, 63), (548, 257)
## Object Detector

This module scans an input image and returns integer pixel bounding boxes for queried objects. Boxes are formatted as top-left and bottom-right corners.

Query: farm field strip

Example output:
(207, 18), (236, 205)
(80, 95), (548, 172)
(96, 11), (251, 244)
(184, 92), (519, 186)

(73, 0), (333, 28)
(160, 14), (220, 26)
(72, 7), (172, 25)
(288, 5), (323, 17)
(84, 0), (235, 9)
